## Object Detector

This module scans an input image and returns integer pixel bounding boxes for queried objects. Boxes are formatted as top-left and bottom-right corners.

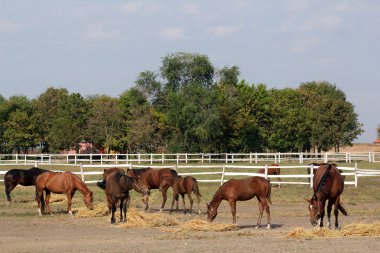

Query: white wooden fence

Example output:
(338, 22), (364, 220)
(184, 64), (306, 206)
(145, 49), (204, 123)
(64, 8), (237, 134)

(1, 163), (380, 188)
(0, 152), (379, 165)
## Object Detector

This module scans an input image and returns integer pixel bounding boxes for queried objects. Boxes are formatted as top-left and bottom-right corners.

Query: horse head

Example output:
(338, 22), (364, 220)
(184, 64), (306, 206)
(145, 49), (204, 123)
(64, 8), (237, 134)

(84, 191), (94, 210)
(206, 203), (217, 222)
(131, 176), (149, 195)
(306, 196), (320, 226)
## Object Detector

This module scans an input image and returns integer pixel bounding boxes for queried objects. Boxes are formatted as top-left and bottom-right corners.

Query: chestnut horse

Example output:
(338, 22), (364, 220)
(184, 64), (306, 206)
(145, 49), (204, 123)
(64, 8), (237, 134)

(126, 167), (178, 212)
(258, 164), (281, 187)
(4, 167), (50, 202)
(207, 176), (272, 228)
(159, 176), (202, 214)
(36, 172), (93, 216)
(105, 171), (146, 224)
(306, 163), (347, 229)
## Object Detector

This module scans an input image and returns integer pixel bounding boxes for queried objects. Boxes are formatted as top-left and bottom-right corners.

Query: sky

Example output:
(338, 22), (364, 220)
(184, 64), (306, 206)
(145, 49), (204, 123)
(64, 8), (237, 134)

(0, 0), (379, 143)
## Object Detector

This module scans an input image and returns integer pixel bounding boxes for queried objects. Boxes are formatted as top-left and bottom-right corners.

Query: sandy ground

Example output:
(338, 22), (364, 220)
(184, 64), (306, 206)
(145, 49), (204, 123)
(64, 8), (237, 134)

(1, 201), (379, 253)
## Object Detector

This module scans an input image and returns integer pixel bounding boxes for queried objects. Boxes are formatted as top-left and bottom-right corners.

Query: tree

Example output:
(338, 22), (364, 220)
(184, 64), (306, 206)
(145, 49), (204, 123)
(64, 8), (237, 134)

(298, 81), (363, 152)
(85, 95), (123, 152)
(160, 52), (214, 92)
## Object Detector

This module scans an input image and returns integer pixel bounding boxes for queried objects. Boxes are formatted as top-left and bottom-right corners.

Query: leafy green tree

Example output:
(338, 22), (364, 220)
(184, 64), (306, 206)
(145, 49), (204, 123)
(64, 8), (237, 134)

(85, 95), (123, 152)
(160, 52), (214, 92)
(298, 81), (363, 152)
(266, 88), (311, 152)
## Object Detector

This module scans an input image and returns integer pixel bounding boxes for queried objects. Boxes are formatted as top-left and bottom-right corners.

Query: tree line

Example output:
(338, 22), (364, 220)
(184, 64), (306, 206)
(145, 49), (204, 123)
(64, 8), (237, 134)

(0, 52), (363, 154)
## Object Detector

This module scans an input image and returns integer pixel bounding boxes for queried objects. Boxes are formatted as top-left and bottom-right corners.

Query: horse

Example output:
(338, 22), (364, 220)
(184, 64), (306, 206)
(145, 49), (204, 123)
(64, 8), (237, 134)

(307, 163), (345, 183)
(36, 172), (93, 216)
(306, 163), (348, 229)
(126, 167), (178, 212)
(258, 164), (281, 187)
(159, 176), (202, 214)
(4, 167), (50, 202)
(207, 176), (272, 229)
(96, 168), (126, 214)
(105, 171), (146, 224)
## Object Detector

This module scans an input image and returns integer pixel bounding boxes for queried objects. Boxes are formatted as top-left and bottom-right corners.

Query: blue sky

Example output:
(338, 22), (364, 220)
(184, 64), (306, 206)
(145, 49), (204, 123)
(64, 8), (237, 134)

(0, 0), (379, 143)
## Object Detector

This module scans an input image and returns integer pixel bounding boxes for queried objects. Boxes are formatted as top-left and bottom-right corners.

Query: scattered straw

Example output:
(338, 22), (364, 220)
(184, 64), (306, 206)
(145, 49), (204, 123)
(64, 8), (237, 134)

(288, 222), (380, 238)
(76, 203), (108, 218)
(118, 208), (178, 228)
(162, 218), (238, 233)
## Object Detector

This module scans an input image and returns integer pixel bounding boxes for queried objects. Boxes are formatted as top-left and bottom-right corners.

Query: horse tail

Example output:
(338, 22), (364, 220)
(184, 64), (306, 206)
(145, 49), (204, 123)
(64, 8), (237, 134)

(192, 178), (202, 198)
(96, 180), (106, 190)
(338, 203), (348, 216)
(4, 175), (11, 202)
(266, 181), (272, 204)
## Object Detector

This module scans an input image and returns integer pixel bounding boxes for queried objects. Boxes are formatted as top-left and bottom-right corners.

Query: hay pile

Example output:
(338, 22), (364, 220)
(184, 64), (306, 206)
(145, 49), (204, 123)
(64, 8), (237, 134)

(119, 208), (179, 228)
(76, 203), (109, 218)
(288, 222), (380, 238)
(178, 218), (238, 232)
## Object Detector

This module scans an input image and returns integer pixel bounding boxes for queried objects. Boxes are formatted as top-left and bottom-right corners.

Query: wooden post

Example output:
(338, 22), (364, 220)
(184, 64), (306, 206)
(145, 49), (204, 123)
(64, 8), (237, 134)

(310, 164), (314, 188)
(80, 163), (85, 182)
(265, 164), (268, 179)
(354, 162), (358, 188)
(220, 165), (226, 185)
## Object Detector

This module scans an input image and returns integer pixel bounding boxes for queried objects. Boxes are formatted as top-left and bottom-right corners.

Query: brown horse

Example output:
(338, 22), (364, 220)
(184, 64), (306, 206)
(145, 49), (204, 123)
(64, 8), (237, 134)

(96, 168), (126, 214)
(126, 167), (178, 212)
(258, 164), (281, 187)
(207, 176), (272, 228)
(105, 171), (146, 224)
(36, 172), (93, 216)
(159, 176), (202, 214)
(4, 167), (50, 202)
(306, 163), (347, 229)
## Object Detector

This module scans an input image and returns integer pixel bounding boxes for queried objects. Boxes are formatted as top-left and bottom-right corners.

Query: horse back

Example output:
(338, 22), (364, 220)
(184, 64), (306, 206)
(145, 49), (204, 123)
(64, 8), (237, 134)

(313, 164), (344, 198)
(36, 172), (77, 194)
(106, 171), (133, 198)
(222, 177), (270, 201)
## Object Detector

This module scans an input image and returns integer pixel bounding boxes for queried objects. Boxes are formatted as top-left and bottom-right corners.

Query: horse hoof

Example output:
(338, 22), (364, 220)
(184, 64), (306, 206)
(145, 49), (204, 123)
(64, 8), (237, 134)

(159, 208), (163, 213)
(267, 224), (271, 230)
(255, 225), (259, 230)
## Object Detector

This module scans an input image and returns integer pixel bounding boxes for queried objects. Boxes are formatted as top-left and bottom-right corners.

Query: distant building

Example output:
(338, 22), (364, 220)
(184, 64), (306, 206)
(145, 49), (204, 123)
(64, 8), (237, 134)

(373, 138), (380, 145)
(61, 142), (99, 154)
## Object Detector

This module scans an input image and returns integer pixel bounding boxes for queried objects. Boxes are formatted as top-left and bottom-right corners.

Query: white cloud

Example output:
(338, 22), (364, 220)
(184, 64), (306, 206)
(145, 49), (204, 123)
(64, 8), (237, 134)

(86, 24), (120, 40)
(280, 14), (342, 32)
(208, 25), (238, 37)
(0, 20), (19, 33)
(160, 27), (186, 40)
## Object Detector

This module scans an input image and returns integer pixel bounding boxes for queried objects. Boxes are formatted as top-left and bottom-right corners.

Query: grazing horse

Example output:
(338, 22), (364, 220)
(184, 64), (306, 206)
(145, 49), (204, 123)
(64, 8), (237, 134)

(4, 167), (50, 202)
(207, 176), (272, 229)
(36, 172), (93, 216)
(306, 163), (348, 229)
(159, 176), (202, 214)
(105, 171), (146, 224)
(126, 167), (178, 212)
(258, 164), (281, 187)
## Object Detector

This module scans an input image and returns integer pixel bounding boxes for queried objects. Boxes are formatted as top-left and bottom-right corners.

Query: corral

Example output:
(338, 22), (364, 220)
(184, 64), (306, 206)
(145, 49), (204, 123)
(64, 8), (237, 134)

(0, 162), (379, 253)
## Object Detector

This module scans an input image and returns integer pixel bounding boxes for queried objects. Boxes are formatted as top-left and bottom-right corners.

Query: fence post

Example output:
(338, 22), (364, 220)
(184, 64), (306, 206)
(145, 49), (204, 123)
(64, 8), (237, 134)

(265, 164), (268, 179)
(74, 154), (77, 165)
(174, 164), (177, 171)
(80, 163), (85, 182)
(255, 153), (258, 164)
(186, 153), (188, 164)
(310, 164), (314, 188)
(354, 162), (358, 188)
(220, 165), (226, 185)
(35, 161), (38, 167)
(249, 152), (252, 163)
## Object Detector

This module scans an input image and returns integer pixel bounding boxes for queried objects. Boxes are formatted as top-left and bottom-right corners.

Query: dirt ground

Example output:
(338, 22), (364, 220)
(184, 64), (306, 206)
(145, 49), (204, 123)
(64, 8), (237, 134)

(1, 200), (380, 253)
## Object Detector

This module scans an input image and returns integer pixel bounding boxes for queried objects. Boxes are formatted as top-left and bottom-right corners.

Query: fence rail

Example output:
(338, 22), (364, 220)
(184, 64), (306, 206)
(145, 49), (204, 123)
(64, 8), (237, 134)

(1, 163), (379, 188)
(0, 152), (380, 165)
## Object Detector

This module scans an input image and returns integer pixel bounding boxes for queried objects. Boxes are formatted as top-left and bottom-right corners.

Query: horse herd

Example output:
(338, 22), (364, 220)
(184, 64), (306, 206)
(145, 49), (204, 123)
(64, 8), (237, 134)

(3, 163), (347, 229)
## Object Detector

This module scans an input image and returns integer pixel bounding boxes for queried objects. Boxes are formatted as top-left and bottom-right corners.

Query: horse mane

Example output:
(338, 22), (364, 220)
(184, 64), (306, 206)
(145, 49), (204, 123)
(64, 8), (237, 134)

(313, 164), (332, 197)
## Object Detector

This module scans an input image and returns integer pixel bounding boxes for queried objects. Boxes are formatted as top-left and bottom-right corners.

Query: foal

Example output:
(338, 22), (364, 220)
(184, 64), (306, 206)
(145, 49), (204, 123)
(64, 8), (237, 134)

(159, 176), (202, 214)
(207, 176), (272, 229)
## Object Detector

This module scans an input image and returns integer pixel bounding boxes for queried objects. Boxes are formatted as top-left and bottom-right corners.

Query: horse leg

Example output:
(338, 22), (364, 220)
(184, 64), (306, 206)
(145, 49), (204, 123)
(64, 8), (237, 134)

(170, 193), (176, 214)
(187, 192), (193, 214)
(119, 199), (124, 222)
(111, 198), (117, 224)
(37, 188), (44, 216)
(45, 190), (53, 215)
(228, 199), (237, 224)
(160, 186), (169, 213)
(256, 199), (264, 229)
(67, 192), (74, 216)
(334, 198), (341, 229)
(319, 200), (326, 228)
(181, 194), (186, 214)
(327, 200), (333, 229)
(262, 198), (271, 229)
(143, 191), (150, 211)
(5, 182), (16, 202)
